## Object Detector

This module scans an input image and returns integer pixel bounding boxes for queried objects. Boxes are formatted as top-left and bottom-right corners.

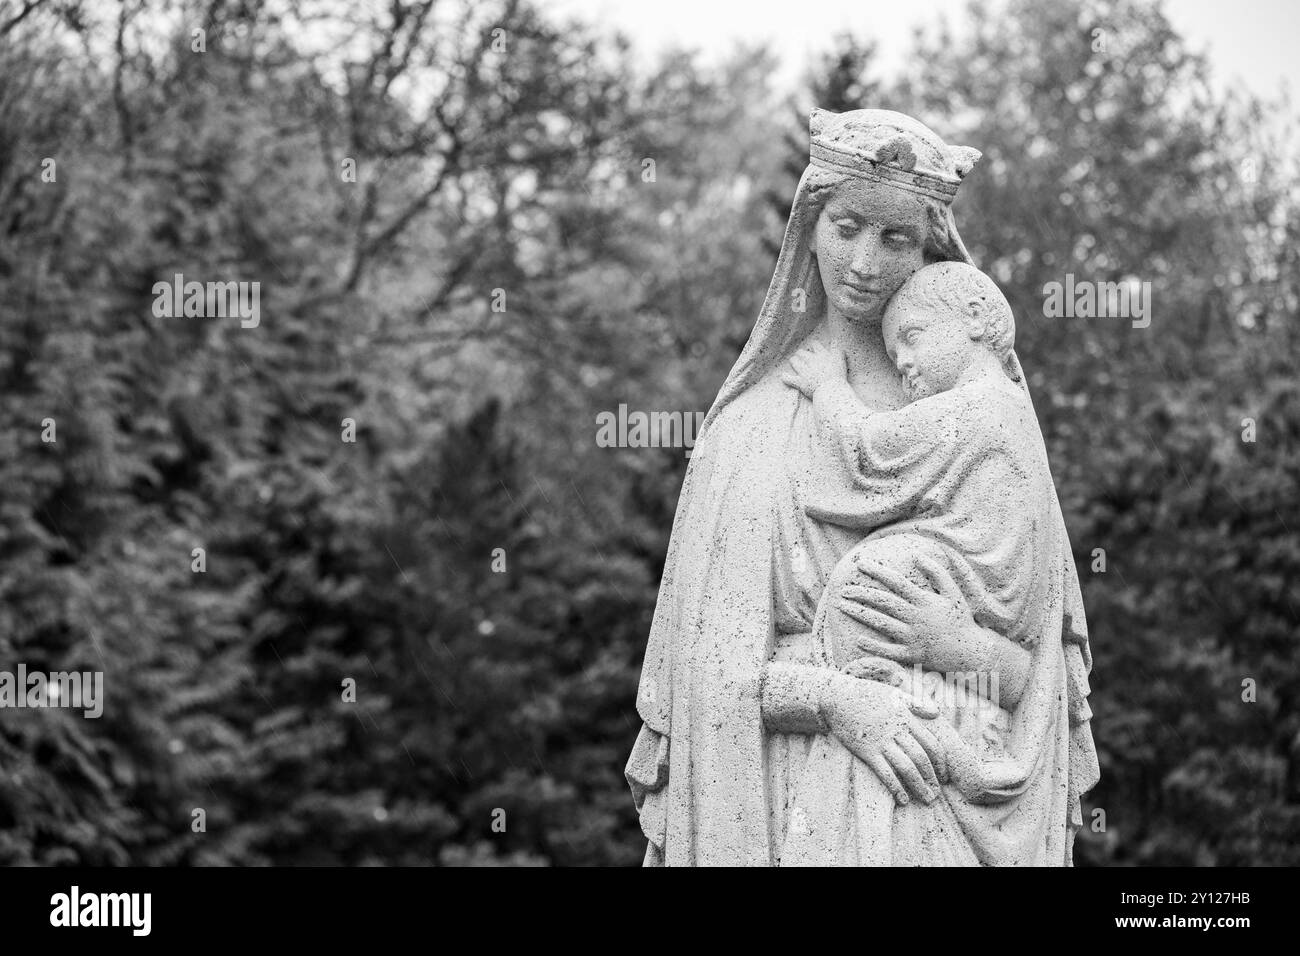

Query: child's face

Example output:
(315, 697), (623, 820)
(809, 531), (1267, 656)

(883, 293), (980, 400)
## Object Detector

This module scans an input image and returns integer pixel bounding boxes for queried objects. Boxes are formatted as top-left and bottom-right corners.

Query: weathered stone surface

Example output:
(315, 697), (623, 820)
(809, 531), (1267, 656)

(626, 108), (1099, 866)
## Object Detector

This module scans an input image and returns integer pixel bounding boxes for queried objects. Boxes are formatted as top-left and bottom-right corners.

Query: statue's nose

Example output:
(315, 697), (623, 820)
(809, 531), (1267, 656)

(849, 234), (883, 278)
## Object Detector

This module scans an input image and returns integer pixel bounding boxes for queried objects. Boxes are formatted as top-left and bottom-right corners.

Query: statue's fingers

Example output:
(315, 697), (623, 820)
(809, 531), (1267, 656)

(865, 754), (909, 806)
(836, 601), (904, 637)
(779, 373), (810, 396)
(852, 639), (911, 665)
(836, 619), (912, 662)
(840, 657), (873, 680)
(914, 553), (959, 600)
(909, 721), (948, 783)
(904, 691), (939, 720)
(839, 585), (913, 623)
(844, 610), (910, 646)
(893, 732), (939, 793)
(842, 655), (907, 685)
(883, 742), (936, 805)
(852, 559), (928, 603)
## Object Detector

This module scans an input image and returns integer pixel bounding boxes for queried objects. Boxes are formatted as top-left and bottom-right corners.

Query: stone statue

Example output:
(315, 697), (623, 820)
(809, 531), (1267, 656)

(625, 108), (1099, 866)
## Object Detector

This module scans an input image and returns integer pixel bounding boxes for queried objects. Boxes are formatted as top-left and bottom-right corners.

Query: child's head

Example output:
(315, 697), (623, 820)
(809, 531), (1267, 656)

(882, 262), (1015, 399)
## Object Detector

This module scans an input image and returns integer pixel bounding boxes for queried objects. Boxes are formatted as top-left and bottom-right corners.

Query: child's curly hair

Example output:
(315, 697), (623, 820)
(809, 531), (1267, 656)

(892, 261), (1019, 380)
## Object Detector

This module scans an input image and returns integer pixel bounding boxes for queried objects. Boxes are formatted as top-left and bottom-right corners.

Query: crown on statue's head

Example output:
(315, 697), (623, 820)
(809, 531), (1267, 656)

(809, 107), (981, 204)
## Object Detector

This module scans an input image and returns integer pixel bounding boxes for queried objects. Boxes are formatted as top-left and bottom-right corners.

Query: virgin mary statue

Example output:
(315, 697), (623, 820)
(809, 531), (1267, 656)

(625, 108), (1099, 866)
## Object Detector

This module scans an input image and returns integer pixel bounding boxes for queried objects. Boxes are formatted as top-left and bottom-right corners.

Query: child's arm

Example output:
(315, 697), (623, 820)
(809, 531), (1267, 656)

(779, 339), (884, 470)
(782, 338), (848, 400)
(804, 384), (957, 529)
(810, 376), (879, 468)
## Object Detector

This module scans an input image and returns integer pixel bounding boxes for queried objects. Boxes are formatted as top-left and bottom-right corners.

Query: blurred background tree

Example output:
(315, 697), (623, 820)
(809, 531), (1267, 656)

(0, 0), (1295, 865)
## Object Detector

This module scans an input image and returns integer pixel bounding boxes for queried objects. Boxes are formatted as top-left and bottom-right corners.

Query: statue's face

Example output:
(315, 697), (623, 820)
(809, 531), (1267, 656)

(811, 179), (929, 324)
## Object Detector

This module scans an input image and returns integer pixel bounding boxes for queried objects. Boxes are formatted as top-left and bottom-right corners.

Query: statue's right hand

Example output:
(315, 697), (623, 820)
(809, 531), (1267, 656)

(819, 671), (946, 806)
(781, 340), (846, 398)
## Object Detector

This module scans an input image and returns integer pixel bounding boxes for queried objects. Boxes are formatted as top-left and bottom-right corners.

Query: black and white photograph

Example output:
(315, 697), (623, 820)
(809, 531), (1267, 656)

(0, 0), (1296, 936)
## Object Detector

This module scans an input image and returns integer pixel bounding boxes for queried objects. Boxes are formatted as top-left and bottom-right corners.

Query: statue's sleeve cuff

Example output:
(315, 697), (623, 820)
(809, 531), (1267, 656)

(761, 661), (830, 735)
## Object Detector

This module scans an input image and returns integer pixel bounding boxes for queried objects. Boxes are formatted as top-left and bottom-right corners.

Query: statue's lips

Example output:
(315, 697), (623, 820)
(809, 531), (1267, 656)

(841, 283), (883, 298)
